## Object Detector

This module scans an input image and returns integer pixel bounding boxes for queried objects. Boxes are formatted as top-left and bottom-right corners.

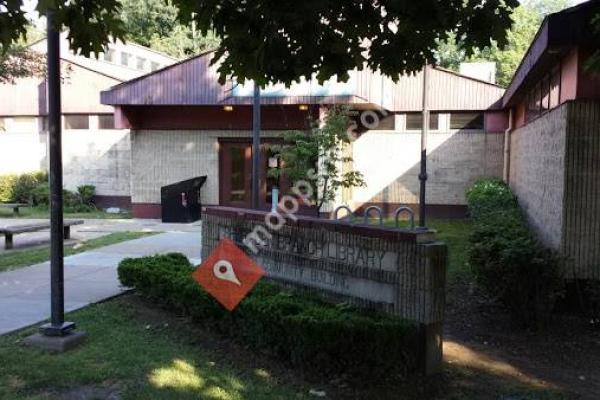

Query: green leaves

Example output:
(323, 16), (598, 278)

(1, 0), (126, 57)
(270, 106), (365, 215)
(173, 0), (518, 86)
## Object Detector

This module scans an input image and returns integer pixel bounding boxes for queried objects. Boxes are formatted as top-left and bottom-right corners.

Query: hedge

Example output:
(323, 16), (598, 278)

(0, 171), (47, 203)
(466, 178), (564, 329)
(118, 253), (422, 380)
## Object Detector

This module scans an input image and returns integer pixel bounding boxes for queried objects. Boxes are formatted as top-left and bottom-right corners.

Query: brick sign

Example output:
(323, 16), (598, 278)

(201, 207), (447, 374)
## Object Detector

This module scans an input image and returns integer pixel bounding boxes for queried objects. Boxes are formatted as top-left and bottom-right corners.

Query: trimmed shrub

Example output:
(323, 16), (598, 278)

(76, 185), (96, 206)
(0, 171), (47, 203)
(467, 178), (564, 329)
(118, 253), (422, 380)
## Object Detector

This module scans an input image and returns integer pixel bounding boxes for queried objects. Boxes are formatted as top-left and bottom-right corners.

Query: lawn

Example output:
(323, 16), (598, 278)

(385, 218), (472, 282)
(0, 296), (308, 400)
(0, 206), (131, 219)
(0, 231), (156, 273)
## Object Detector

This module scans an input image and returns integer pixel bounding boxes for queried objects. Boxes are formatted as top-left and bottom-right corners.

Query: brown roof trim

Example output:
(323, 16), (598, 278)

(103, 49), (218, 93)
(433, 66), (505, 89)
(502, 0), (600, 107)
(59, 57), (124, 82)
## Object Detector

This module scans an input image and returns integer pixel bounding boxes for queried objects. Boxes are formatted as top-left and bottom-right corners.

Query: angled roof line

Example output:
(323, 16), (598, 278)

(59, 57), (124, 82)
(432, 65), (505, 89)
(103, 49), (218, 92)
(502, 0), (599, 105)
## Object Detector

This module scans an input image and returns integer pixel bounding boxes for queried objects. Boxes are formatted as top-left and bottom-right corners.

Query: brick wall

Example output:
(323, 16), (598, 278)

(509, 101), (600, 280)
(351, 131), (504, 207)
(509, 105), (567, 250)
(0, 129), (131, 199)
(562, 101), (600, 280)
(130, 130), (284, 206)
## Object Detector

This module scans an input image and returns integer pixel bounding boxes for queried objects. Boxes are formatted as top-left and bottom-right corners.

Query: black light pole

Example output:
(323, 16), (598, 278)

(40, 9), (75, 337)
(251, 82), (261, 209)
(418, 64), (429, 228)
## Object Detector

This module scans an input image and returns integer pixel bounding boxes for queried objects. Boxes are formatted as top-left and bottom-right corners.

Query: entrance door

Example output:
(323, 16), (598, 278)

(219, 142), (252, 208)
(219, 140), (288, 209)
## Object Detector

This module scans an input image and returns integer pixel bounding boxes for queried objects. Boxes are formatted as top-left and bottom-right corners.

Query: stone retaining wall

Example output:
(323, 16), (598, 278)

(201, 206), (448, 374)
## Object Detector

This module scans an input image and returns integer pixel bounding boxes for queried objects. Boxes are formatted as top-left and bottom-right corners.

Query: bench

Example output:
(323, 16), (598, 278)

(0, 203), (29, 216)
(0, 220), (84, 250)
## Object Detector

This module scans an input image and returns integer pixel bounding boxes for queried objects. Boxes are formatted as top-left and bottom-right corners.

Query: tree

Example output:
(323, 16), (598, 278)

(173, 0), (518, 86)
(3, 1), (517, 87)
(0, 1), (126, 56)
(269, 107), (365, 217)
(436, 0), (574, 87)
(0, 45), (45, 83)
(1, 25), (46, 83)
(119, 0), (219, 58)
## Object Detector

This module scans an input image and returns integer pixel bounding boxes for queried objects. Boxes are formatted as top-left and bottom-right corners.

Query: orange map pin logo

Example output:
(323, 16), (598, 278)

(193, 239), (265, 311)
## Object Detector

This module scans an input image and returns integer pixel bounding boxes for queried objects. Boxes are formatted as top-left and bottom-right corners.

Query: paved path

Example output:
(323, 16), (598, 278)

(0, 231), (202, 335)
(0, 218), (202, 251)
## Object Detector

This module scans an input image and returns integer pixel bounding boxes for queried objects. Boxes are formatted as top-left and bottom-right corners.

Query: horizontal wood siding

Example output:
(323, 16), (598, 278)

(102, 53), (504, 112)
(562, 101), (600, 280)
(0, 60), (119, 116)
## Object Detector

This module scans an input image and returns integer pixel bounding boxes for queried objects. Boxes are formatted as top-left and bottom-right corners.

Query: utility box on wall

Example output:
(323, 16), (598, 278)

(160, 176), (207, 223)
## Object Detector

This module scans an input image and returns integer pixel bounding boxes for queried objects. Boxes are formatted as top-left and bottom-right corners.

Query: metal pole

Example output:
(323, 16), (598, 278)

(41, 10), (75, 336)
(251, 82), (261, 209)
(418, 64), (429, 228)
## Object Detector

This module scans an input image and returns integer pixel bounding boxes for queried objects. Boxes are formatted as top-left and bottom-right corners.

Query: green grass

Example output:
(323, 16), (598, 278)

(0, 232), (156, 273)
(0, 206), (131, 219)
(0, 297), (307, 400)
(384, 218), (472, 282)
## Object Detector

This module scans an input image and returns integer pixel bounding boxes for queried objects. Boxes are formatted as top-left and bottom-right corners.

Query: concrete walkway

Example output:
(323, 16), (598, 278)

(0, 218), (202, 251)
(0, 231), (201, 335)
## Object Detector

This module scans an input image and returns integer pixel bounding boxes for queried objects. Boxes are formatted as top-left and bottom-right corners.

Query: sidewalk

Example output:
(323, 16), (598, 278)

(0, 231), (201, 335)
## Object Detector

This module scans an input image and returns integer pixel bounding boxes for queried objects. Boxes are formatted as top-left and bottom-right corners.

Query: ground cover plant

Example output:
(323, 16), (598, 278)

(466, 178), (564, 329)
(118, 253), (422, 381)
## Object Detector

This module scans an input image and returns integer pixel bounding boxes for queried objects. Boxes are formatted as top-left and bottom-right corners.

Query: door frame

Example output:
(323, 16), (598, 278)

(218, 138), (287, 209)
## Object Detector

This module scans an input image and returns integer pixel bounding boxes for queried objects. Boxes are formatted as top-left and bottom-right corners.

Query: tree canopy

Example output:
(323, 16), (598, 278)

(0, 25), (45, 84)
(436, 0), (574, 87)
(119, 0), (219, 58)
(172, 0), (518, 86)
(2, 0), (518, 86)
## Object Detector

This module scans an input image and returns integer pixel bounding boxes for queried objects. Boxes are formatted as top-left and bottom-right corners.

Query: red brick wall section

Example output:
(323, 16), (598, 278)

(132, 203), (162, 219)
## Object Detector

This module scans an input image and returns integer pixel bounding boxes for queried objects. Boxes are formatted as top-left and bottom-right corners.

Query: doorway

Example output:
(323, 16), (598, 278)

(219, 139), (288, 209)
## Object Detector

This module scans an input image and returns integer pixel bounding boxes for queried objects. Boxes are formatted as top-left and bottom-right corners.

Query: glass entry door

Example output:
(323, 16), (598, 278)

(219, 142), (252, 208)
(219, 140), (288, 209)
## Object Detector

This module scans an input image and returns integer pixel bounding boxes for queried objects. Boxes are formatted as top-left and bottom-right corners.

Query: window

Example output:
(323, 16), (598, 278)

(406, 113), (439, 130)
(103, 49), (115, 62)
(136, 57), (146, 70)
(366, 113), (395, 130)
(150, 61), (160, 71)
(549, 67), (561, 109)
(98, 114), (115, 129)
(450, 113), (484, 130)
(120, 52), (130, 66)
(10, 117), (36, 132)
(525, 64), (562, 123)
(64, 115), (89, 130)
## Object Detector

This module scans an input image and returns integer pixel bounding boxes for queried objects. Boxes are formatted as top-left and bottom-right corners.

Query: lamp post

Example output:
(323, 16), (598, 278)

(24, 9), (86, 352)
(418, 64), (429, 228)
(251, 82), (261, 209)
(38, 9), (75, 337)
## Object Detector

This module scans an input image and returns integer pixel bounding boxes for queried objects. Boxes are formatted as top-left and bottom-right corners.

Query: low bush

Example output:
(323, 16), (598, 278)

(118, 253), (422, 380)
(467, 178), (564, 329)
(0, 171), (47, 203)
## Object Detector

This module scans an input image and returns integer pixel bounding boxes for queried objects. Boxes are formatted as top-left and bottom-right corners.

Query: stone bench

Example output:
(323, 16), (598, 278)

(0, 220), (84, 250)
(0, 203), (29, 216)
